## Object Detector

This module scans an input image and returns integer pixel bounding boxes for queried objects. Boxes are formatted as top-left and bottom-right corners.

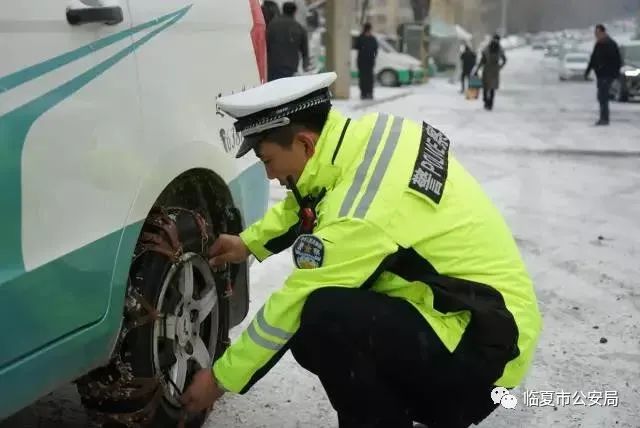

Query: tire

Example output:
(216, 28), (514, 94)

(78, 206), (230, 428)
(378, 69), (399, 87)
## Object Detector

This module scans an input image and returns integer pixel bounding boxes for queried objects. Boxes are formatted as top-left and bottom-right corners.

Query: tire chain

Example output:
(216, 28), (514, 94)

(76, 207), (221, 427)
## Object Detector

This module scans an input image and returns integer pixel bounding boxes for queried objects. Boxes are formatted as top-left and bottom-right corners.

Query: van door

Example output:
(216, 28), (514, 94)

(0, 1), (141, 367)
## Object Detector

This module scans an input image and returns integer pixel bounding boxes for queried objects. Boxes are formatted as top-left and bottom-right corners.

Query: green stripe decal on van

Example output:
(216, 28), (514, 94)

(0, 6), (192, 281)
(0, 7), (188, 94)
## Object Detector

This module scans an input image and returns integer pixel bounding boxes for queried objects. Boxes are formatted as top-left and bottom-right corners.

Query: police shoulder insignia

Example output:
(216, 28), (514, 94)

(292, 234), (324, 269)
(408, 121), (450, 204)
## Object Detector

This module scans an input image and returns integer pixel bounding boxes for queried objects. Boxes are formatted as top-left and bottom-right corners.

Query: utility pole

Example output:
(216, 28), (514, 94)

(500, 0), (508, 36)
(325, 0), (353, 99)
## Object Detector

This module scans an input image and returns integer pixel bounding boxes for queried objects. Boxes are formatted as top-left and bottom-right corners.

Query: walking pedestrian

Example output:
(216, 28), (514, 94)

(266, 1), (309, 81)
(584, 24), (623, 126)
(460, 43), (477, 94)
(475, 34), (506, 111)
(261, 0), (280, 27)
(355, 22), (378, 100)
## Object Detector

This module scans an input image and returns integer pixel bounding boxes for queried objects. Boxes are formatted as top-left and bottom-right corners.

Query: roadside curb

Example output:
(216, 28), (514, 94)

(348, 91), (414, 110)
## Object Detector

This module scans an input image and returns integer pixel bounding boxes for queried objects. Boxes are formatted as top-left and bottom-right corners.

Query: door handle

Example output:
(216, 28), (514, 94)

(66, 0), (123, 26)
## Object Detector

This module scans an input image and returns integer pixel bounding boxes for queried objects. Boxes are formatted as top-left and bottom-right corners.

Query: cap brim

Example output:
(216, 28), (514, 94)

(235, 135), (260, 159)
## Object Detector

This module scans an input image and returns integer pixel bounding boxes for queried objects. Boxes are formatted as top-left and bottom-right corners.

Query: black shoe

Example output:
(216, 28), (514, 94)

(595, 119), (610, 126)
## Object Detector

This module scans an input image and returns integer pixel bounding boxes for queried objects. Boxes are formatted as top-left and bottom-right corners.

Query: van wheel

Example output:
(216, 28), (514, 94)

(77, 206), (230, 428)
(378, 69), (399, 87)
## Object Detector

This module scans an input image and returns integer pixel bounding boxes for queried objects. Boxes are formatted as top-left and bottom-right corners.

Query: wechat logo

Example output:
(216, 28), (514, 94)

(492, 386), (518, 409)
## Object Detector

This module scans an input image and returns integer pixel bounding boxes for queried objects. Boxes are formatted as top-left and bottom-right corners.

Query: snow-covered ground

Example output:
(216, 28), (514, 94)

(3, 47), (639, 428)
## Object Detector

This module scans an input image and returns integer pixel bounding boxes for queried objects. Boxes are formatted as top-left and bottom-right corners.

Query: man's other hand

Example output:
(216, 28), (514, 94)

(180, 369), (225, 414)
(208, 234), (250, 267)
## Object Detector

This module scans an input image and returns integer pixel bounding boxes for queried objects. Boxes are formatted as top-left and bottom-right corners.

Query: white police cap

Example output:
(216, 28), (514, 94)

(217, 72), (337, 158)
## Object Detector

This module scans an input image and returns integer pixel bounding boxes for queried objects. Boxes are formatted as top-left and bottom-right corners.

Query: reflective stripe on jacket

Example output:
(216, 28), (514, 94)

(213, 109), (542, 393)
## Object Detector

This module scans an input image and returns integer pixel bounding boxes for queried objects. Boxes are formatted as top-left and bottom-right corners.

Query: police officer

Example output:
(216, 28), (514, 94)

(180, 72), (542, 428)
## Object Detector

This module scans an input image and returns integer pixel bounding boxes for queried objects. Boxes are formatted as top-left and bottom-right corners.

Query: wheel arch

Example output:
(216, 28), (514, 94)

(105, 165), (251, 360)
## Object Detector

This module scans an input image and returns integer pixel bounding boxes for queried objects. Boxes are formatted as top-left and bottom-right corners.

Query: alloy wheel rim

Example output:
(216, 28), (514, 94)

(152, 252), (219, 407)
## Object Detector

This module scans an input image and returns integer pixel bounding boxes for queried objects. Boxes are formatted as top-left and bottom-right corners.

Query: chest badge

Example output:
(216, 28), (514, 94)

(292, 234), (325, 269)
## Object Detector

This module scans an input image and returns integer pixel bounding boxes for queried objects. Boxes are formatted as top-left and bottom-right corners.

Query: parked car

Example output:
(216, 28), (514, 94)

(559, 52), (590, 81)
(610, 41), (640, 102)
(360, 33), (426, 86)
(545, 41), (561, 57)
(0, 1), (269, 426)
(531, 35), (547, 50)
(312, 28), (426, 86)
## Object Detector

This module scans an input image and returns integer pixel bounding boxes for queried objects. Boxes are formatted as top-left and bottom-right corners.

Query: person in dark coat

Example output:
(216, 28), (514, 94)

(261, 0), (280, 27)
(474, 35), (507, 111)
(584, 24), (622, 126)
(266, 2), (309, 81)
(354, 23), (378, 100)
(460, 44), (477, 93)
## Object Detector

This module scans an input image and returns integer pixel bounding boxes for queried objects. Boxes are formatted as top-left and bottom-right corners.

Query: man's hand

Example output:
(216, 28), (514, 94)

(208, 234), (250, 267)
(180, 369), (225, 414)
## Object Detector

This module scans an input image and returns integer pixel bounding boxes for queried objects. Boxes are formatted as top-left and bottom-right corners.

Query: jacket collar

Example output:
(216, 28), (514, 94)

(294, 108), (348, 198)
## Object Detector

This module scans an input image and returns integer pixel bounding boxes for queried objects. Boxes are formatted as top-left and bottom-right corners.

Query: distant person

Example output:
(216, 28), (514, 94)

(261, 0), (280, 27)
(355, 22), (378, 100)
(474, 34), (506, 111)
(584, 24), (622, 126)
(266, 1), (310, 81)
(460, 44), (478, 94)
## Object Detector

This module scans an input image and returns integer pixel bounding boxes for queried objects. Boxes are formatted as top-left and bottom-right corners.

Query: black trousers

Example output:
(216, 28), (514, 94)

(358, 65), (374, 99)
(483, 87), (495, 110)
(597, 77), (612, 122)
(289, 287), (502, 428)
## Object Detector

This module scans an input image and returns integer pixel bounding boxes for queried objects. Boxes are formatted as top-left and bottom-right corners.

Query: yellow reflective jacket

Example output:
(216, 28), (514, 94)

(213, 109), (542, 393)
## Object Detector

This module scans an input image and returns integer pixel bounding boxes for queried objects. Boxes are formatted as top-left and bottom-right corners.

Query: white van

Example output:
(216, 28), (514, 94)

(0, 1), (269, 426)
(311, 28), (426, 86)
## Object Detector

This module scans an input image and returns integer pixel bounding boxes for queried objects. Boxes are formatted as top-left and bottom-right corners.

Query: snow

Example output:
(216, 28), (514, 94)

(208, 48), (640, 428)
(3, 47), (638, 428)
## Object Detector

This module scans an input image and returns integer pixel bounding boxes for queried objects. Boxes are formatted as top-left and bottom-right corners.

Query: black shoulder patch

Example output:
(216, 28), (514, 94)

(408, 122), (450, 204)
